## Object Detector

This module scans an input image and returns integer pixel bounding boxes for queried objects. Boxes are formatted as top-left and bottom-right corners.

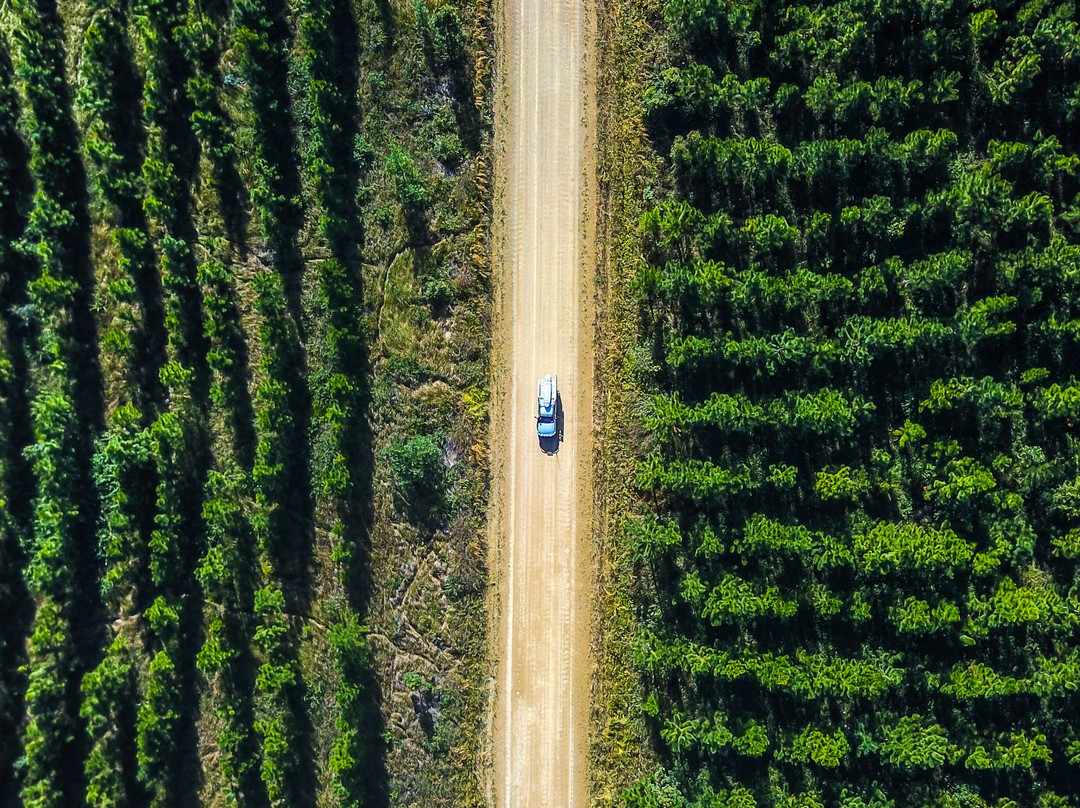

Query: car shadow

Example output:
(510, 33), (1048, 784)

(538, 392), (563, 455)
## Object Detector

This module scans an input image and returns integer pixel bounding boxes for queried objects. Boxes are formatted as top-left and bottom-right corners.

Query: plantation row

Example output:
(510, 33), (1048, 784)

(652, 710), (1068, 773)
(643, 238), (1080, 333)
(633, 512), (1080, 574)
(0, 0), (490, 805)
(625, 0), (1080, 805)
(638, 626), (1080, 695)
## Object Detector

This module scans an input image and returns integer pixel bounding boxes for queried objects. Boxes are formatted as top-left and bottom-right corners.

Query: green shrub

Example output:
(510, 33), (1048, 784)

(382, 434), (443, 491)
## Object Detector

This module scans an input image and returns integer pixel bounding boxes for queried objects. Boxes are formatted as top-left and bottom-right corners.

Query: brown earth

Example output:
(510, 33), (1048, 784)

(488, 0), (597, 804)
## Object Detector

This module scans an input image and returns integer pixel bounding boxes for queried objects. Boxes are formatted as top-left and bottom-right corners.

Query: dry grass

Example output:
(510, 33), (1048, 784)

(589, 0), (668, 802)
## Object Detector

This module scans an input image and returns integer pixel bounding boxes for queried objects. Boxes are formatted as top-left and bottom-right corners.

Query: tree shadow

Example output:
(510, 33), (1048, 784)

(373, 0), (398, 51)
(169, 431), (213, 807)
(238, 0), (307, 333)
(0, 37), (36, 805)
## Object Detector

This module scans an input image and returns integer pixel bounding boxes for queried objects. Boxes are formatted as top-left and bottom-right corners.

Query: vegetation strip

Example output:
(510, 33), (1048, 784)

(0, 0), (493, 806)
(614, 0), (1080, 806)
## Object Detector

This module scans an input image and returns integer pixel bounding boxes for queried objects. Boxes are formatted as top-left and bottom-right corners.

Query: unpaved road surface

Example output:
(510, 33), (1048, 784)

(490, 0), (595, 804)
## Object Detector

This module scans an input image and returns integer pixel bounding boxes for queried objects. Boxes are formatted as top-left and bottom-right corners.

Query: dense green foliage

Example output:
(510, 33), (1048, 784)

(628, 0), (1080, 806)
(0, 0), (491, 805)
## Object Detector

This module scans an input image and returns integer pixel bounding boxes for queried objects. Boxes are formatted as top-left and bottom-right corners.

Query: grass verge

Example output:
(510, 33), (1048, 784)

(590, 0), (666, 802)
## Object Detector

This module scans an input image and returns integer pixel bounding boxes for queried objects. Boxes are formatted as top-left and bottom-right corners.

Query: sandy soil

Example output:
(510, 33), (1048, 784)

(488, 0), (596, 804)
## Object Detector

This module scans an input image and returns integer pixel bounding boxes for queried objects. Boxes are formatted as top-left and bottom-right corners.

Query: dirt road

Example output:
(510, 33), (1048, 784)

(490, 0), (595, 804)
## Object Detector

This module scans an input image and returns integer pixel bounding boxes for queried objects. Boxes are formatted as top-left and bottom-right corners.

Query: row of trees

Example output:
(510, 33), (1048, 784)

(658, 709), (1062, 772)
(76, 3), (175, 801)
(8, 3), (105, 806)
(289, 2), (374, 802)
(634, 632), (904, 699)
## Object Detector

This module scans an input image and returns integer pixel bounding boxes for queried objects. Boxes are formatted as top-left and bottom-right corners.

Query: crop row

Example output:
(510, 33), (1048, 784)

(8, 3), (99, 804)
(655, 707), (1062, 773)
(678, 564), (1080, 637)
